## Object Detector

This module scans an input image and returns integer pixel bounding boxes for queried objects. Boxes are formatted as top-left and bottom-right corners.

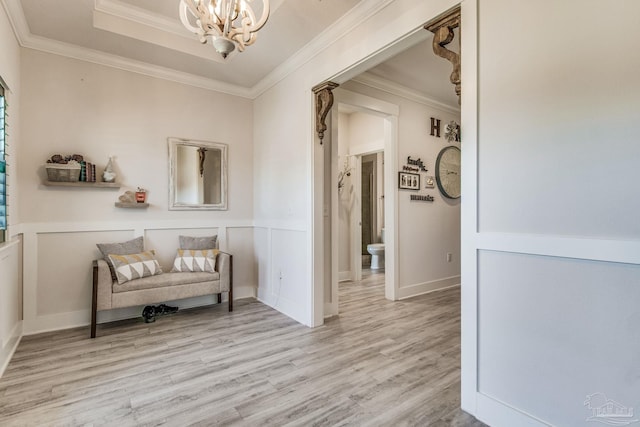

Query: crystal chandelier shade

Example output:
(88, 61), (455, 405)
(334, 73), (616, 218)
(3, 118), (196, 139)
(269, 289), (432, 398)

(179, 0), (270, 59)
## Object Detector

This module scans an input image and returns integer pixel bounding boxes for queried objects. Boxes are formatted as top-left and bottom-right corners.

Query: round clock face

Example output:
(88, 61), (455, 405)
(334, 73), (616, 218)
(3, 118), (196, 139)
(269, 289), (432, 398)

(435, 146), (461, 199)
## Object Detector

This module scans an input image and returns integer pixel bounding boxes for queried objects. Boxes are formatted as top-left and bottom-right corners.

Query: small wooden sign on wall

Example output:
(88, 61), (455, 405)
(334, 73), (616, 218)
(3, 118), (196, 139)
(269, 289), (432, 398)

(430, 117), (441, 137)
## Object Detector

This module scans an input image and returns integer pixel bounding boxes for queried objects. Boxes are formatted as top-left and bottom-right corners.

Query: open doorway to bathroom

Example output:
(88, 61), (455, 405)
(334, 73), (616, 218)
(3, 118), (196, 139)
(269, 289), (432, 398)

(337, 146), (385, 287)
(336, 102), (388, 290)
(324, 88), (399, 318)
(360, 152), (384, 271)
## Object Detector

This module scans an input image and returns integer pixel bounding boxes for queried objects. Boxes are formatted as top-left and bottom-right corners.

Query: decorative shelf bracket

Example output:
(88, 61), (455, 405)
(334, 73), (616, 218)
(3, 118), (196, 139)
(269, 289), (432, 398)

(312, 81), (339, 145)
(425, 5), (461, 104)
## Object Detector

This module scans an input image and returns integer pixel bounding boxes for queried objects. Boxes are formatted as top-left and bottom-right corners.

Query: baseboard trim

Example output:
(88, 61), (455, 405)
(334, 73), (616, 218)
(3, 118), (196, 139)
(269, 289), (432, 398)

(22, 290), (253, 336)
(257, 295), (311, 327)
(338, 271), (352, 282)
(397, 275), (460, 300)
(0, 320), (22, 379)
(476, 392), (550, 427)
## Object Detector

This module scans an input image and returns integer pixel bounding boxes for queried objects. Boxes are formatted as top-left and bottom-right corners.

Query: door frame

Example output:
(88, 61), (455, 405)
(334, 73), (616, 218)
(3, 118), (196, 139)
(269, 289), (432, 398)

(324, 89), (399, 318)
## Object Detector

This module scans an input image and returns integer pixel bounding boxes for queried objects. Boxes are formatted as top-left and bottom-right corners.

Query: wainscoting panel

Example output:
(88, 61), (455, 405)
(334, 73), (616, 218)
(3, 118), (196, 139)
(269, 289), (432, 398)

(36, 230), (135, 316)
(0, 239), (22, 378)
(254, 227), (269, 304)
(21, 221), (255, 335)
(477, 250), (640, 426)
(226, 227), (257, 299)
(254, 225), (309, 326)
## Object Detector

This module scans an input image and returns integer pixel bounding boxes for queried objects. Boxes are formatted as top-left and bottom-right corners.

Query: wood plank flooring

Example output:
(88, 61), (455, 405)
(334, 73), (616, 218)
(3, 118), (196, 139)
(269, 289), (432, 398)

(0, 271), (485, 426)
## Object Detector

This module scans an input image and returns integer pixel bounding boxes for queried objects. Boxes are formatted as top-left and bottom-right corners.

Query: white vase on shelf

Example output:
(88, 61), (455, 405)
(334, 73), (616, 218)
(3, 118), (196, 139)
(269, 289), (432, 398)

(102, 157), (116, 183)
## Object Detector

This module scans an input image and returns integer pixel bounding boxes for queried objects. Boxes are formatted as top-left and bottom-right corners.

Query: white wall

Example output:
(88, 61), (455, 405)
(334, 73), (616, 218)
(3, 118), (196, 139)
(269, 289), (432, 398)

(0, 2), (23, 377)
(253, 0), (461, 326)
(337, 112), (352, 279)
(17, 49), (256, 334)
(342, 81), (461, 298)
(463, 1), (640, 425)
(253, 69), (310, 324)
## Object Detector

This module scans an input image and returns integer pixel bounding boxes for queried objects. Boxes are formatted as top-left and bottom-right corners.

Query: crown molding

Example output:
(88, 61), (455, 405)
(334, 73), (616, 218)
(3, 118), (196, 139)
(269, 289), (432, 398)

(250, 0), (397, 98)
(2, 0), (422, 102)
(93, 0), (231, 63)
(0, 0), (252, 97)
(94, 0), (188, 37)
(27, 35), (253, 97)
(352, 72), (461, 115)
(2, 0), (29, 46)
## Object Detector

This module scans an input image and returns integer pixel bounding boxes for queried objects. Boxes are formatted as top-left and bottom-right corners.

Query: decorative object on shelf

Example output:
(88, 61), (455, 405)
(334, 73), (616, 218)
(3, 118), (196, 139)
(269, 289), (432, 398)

(135, 187), (147, 203)
(115, 191), (149, 208)
(338, 158), (353, 193)
(102, 156), (116, 183)
(435, 146), (461, 199)
(45, 161), (81, 182)
(179, 0), (270, 59)
(399, 172), (420, 190)
(44, 153), (113, 184)
(119, 191), (136, 203)
(425, 176), (435, 188)
(45, 154), (82, 181)
(445, 120), (460, 143)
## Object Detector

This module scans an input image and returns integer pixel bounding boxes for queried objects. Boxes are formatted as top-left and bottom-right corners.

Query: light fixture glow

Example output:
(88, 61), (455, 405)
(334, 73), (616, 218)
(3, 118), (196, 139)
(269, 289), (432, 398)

(179, 0), (270, 59)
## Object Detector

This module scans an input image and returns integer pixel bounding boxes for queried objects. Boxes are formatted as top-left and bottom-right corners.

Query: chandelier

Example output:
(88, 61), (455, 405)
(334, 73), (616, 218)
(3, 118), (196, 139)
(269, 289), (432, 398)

(179, 0), (270, 59)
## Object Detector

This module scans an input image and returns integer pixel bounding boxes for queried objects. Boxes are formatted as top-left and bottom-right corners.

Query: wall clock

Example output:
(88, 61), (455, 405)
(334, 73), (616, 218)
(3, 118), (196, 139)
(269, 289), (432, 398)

(435, 146), (461, 199)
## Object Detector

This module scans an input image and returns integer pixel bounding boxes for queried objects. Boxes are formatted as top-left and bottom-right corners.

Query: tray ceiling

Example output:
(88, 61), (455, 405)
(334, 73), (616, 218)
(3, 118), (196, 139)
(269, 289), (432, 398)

(5, 0), (460, 107)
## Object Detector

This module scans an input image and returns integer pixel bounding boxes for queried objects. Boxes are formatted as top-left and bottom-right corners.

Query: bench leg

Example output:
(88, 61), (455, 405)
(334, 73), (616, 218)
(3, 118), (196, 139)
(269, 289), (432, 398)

(91, 262), (98, 338)
(217, 294), (222, 304)
(228, 255), (233, 312)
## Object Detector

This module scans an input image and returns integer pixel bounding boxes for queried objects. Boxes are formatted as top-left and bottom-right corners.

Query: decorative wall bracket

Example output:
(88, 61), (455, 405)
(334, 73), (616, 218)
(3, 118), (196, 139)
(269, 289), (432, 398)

(425, 6), (461, 104)
(312, 81), (339, 145)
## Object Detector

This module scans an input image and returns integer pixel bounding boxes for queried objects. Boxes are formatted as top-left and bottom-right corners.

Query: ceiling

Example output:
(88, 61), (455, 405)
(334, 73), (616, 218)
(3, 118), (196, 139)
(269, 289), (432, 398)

(4, 0), (459, 108)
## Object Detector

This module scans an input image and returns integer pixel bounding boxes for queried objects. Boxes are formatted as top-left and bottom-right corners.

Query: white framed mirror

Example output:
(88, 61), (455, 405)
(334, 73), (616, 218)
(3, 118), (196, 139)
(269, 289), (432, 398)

(168, 137), (228, 210)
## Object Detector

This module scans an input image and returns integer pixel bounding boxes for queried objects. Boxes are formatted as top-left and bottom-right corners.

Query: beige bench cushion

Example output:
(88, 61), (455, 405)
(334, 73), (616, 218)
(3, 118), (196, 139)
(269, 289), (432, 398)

(112, 271), (220, 293)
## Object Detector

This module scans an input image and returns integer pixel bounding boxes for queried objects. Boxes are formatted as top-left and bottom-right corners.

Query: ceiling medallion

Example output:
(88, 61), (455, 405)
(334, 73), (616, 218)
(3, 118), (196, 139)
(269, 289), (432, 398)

(179, 0), (270, 59)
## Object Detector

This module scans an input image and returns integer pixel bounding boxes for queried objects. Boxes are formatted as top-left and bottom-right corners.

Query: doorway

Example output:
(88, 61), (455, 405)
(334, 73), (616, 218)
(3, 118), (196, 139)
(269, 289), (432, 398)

(313, 4), (463, 322)
(323, 89), (399, 317)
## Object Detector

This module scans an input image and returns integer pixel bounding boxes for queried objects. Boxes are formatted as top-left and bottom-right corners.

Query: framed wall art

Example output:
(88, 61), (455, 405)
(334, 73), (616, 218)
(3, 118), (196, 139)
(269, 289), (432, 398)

(399, 172), (420, 190)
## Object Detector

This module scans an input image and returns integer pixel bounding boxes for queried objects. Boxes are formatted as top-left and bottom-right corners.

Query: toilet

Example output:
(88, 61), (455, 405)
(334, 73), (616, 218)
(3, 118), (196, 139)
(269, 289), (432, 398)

(367, 228), (385, 270)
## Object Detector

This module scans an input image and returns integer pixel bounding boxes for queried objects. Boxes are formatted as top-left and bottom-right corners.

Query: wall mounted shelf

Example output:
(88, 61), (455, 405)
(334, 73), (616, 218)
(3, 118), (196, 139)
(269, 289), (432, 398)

(43, 181), (120, 189)
(115, 202), (149, 209)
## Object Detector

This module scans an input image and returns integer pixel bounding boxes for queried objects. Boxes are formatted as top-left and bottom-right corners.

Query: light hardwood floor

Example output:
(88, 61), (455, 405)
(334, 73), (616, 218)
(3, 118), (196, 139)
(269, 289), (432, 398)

(0, 271), (485, 426)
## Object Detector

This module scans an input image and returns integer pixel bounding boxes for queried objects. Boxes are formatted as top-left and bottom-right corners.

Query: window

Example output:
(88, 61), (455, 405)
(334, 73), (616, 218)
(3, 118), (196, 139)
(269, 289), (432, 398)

(0, 81), (6, 243)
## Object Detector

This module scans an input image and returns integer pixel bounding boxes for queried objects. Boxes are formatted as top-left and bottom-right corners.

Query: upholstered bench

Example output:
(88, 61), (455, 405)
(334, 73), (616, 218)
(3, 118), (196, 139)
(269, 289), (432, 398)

(91, 236), (232, 338)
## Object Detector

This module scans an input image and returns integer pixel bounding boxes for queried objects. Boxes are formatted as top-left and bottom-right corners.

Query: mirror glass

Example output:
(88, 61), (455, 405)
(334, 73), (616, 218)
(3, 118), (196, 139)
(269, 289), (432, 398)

(169, 138), (228, 210)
